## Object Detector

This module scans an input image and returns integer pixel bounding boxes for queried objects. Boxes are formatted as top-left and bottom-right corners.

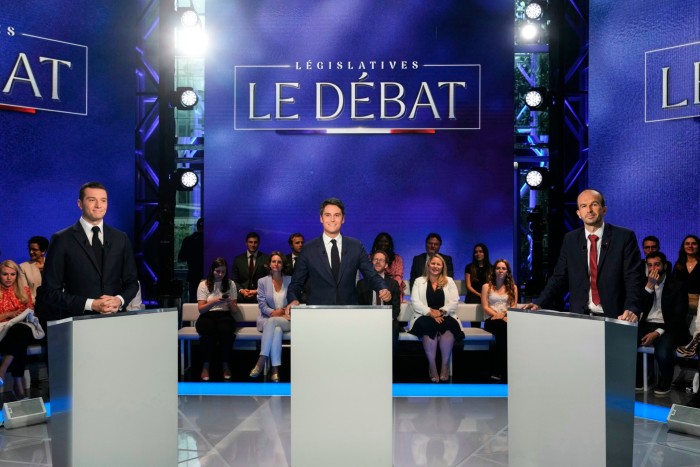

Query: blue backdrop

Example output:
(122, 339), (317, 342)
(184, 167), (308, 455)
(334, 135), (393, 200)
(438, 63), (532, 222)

(205, 0), (515, 277)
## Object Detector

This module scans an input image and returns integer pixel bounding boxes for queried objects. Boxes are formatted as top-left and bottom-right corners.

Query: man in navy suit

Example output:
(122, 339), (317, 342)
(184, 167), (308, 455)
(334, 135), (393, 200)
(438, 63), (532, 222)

(38, 181), (139, 319)
(409, 233), (454, 290)
(287, 198), (391, 306)
(526, 189), (643, 322)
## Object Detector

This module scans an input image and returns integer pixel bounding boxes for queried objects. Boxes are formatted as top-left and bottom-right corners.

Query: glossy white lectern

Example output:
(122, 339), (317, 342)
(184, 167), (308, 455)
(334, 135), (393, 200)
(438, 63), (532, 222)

(508, 308), (637, 467)
(48, 309), (178, 467)
(291, 306), (392, 467)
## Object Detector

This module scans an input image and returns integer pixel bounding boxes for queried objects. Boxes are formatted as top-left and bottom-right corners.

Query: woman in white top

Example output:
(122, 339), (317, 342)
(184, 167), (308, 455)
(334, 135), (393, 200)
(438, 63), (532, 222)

(409, 254), (463, 382)
(481, 259), (518, 381)
(196, 257), (238, 382)
(250, 252), (291, 382)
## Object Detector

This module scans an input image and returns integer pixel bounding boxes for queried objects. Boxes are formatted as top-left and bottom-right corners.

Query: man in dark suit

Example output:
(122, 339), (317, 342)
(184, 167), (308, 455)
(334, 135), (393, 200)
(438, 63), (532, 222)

(37, 181), (139, 320)
(231, 232), (268, 303)
(527, 189), (643, 322)
(357, 249), (402, 352)
(283, 233), (304, 276)
(636, 251), (689, 395)
(287, 198), (391, 306)
(640, 235), (672, 274)
(409, 233), (454, 290)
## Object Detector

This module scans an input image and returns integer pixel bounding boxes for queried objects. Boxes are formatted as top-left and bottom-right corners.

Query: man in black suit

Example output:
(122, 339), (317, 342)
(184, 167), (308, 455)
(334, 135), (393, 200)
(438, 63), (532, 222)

(283, 233), (304, 276)
(38, 181), (139, 319)
(636, 251), (689, 395)
(287, 198), (390, 306)
(231, 232), (268, 303)
(357, 249), (402, 352)
(640, 235), (672, 275)
(409, 233), (454, 289)
(526, 189), (643, 322)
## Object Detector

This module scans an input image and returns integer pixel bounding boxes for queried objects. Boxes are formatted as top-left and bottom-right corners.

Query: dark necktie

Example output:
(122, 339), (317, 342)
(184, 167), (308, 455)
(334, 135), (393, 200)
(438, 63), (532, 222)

(588, 234), (600, 305)
(92, 226), (103, 270)
(330, 239), (340, 281)
(248, 254), (255, 288)
(375, 292), (382, 305)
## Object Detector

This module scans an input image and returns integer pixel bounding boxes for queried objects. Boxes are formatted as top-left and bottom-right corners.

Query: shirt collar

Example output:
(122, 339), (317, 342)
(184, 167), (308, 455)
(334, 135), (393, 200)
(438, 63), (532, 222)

(79, 217), (104, 237)
(323, 233), (342, 245)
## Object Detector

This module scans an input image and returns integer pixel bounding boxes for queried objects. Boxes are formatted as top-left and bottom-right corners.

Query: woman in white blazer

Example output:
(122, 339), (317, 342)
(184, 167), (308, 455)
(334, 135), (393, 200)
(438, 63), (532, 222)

(250, 252), (291, 382)
(409, 254), (464, 382)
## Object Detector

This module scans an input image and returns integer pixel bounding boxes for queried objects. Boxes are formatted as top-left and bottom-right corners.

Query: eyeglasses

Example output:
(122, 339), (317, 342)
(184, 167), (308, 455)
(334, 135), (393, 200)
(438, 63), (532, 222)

(372, 258), (386, 263)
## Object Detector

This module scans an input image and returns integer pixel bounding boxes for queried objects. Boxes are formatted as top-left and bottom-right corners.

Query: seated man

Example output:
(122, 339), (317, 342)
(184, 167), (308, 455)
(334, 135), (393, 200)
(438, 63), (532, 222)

(637, 251), (689, 396)
(357, 249), (402, 353)
(231, 232), (268, 303)
(409, 233), (454, 290)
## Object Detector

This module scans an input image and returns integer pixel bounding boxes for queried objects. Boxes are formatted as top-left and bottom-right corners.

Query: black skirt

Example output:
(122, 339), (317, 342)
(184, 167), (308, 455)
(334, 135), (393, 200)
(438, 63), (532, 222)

(409, 315), (465, 341)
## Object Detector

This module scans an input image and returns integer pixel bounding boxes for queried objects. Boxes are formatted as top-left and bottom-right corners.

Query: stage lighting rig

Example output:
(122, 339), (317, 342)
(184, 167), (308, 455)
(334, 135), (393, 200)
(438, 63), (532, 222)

(519, 22), (539, 42)
(525, 168), (549, 190)
(524, 87), (549, 111)
(171, 87), (199, 110)
(178, 7), (200, 28)
(524, 2), (545, 20)
(174, 169), (199, 191)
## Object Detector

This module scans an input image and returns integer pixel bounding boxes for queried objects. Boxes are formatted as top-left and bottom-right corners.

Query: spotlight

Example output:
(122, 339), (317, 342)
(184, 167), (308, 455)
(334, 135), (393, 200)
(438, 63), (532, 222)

(524, 2), (544, 20)
(174, 169), (199, 191)
(178, 7), (200, 28)
(520, 22), (539, 41)
(524, 87), (549, 110)
(525, 168), (549, 190)
(171, 87), (199, 110)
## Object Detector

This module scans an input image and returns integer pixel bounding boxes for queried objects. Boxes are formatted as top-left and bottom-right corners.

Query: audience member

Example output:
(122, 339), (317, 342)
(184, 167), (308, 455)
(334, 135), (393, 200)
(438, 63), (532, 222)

(640, 235), (671, 274)
(231, 232), (269, 303)
(636, 252), (688, 396)
(283, 233), (304, 276)
(178, 218), (204, 303)
(37, 181), (139, 320)
(409, 233), (454, 289)
(481, 259), (517, 382)
(357, 250), (402, 353)
(250, 252), (291, 382)
(287, 198), (390, 306)
(672, 234), (700, 316)
(371, 232), (405, 297)
(525, 189), (643, 322)
(0, 260), (44, 399)
(19, 236), (49, 300)
(464, 243), (492, 304)
(197, 257), (238, 381)
(409, 254), (463, 382)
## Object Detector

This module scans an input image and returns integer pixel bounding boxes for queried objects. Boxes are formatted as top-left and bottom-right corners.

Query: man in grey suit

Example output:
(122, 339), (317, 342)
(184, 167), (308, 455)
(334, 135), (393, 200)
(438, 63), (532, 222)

(287, 198), (391, 306)
(38, 181), (139, 320)
(526, 189), (643, 322)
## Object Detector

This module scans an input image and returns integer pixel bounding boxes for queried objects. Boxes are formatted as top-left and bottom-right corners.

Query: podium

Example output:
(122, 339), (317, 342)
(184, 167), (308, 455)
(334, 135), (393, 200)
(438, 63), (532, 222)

(48, 309), (178, 467)
(291, 306), (392, 467)
(508, 308), (637, 467)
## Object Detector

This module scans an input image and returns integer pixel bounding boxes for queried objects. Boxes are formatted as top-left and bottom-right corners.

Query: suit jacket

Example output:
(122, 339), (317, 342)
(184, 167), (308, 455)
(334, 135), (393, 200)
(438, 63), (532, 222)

(409, 252), (454, 289)
(231, 251), (269, 290)
(287, 235), (386, 305)
(357, 275), (401, 320)
(256, 274), (292, 331)
(537, 223), (644, 318)
(37, 221), (139, 319)
(640, 276), (689, 344)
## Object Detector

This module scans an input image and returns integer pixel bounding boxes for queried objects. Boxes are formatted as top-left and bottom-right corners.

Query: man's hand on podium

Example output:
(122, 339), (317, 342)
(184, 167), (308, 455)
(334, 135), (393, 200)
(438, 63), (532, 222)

(618, 310), (638, 323)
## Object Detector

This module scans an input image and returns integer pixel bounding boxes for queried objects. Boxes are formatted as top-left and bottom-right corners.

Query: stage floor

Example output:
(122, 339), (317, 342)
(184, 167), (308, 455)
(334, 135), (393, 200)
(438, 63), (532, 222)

(0, 384), (699, 466)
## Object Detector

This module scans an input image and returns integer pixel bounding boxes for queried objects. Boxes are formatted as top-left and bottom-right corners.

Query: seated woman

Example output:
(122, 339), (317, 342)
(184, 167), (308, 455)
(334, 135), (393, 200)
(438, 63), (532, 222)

(409, 254), (464, 382)
(19, 236), (49, 301)
(197, 257), (238, 381)
(250, 252), (291, 382)
(673, 234), (700, 317)
(464, 243), (492, 304)
(371, 232), (406, 299)
(0, 260), (43, 398)
(481, 259), (518, 382)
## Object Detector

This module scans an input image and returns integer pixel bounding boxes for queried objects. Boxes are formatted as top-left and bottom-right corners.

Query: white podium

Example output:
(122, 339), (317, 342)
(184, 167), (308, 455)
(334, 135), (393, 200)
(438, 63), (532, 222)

(291, 306), (392, 467)
(508, 308), (637, 467)
(48, 308), (178, 467)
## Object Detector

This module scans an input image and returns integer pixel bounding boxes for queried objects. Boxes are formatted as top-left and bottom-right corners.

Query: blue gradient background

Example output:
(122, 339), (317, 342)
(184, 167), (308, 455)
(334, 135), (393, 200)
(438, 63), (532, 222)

(205, 0), (515, 275)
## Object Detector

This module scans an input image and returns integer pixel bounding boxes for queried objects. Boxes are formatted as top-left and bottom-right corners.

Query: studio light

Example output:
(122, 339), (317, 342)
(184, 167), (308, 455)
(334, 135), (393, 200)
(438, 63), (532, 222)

(525, 2), (545, 20)
(174, 169), (199, 191)
(525, 168), (549, 190)
(520, 22), (539, 41)
(178, 7), (200, 28)
(171, 87), (199, 110)
(524, 87), (549, 111)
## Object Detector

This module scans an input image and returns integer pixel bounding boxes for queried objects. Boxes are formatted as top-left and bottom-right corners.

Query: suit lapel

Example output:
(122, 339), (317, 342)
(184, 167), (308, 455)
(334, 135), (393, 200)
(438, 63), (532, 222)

(317, 237), (335, 282)
(597, 225), (613, 271)
(576, 230), (588, 272)
(72, 222), (103, 276)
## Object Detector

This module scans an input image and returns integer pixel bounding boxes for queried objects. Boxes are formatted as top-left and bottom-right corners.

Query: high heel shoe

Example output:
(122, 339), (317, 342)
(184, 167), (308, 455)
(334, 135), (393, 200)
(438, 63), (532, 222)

(249, 365), (263, 378)
(223, 366), (232, 381)
(439, 367), (450, 382)
(678, 333), (700, 357)
(429, 370), (439, 383)
(200, 367), (210, 381)
(270, 369), (280, 382)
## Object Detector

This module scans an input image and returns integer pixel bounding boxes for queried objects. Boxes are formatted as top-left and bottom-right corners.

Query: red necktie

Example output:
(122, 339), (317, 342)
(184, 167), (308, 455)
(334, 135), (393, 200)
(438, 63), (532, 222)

(589, 234), (600, 305)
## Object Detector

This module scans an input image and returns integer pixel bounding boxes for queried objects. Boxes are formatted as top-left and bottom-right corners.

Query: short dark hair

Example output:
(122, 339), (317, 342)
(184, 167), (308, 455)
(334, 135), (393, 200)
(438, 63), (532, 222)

(28, 236), (49, 252)
(79, 181), (107, 201)
(288, 233), (304, 245)
(246, 232), (260, 241)
(196, 218), (203, 230)
(425, 233), (442, 244)
(646, 251), (667, 265)
(319, 198), (345, 216)
(642, 235), (660, 246)
(371, 249), (388, 261)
